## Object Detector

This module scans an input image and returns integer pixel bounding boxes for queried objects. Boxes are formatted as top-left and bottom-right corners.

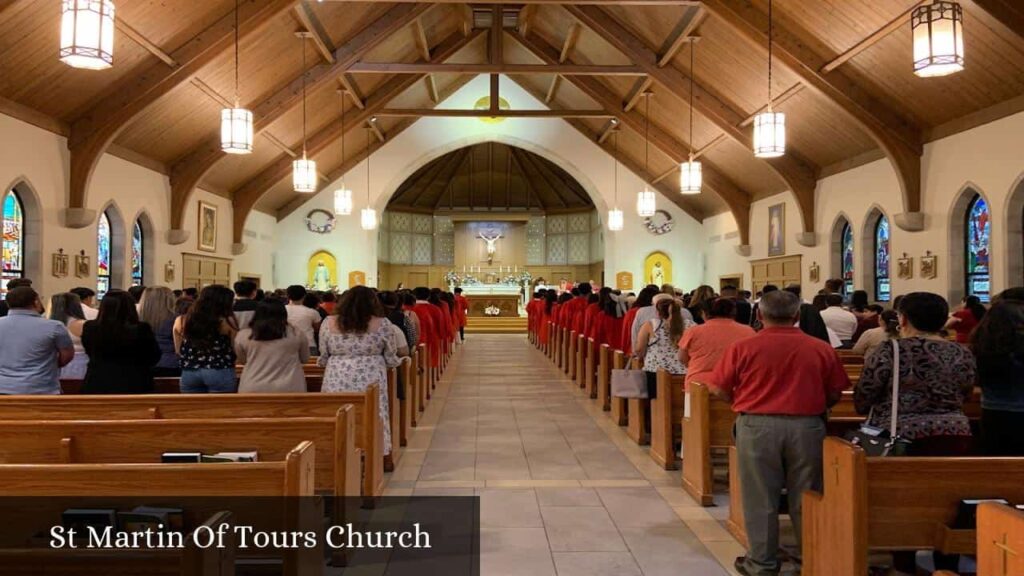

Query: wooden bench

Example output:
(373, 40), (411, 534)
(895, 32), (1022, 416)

(650, 369), (686, 470)
(595, 344), (612, 411)
(583, 338), (598, 398)
(610, 350), (628, 426)
(562, 326), (572, 375)
(399, 351), (417, 446)
(976, 502), (1024, 576)
(568, 330), (578, 380)
(0, 389), (383, 499)
(575, 334), (587, 388)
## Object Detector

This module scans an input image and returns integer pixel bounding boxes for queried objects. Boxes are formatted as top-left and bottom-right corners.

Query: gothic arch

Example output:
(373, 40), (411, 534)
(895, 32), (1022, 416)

(1005, 173), (1024, 291)
(861, 205), (890, 302)
(948, 183), (992, 303)
(97, 201), (127, 293)
(132, 210), (156, 286)
(2, 177), (43, 284)
(829, 212), (853, 287)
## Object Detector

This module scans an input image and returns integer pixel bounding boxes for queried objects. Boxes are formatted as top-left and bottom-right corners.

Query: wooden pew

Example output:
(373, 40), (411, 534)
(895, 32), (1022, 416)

(625, 367), (649, 445)
(977, 502), (1024, 576)
(0, 390), (383, 499)
(584, 338), (598, 398)
(417, 343), (429, 410)
(596, 344), (612, 410)
(610, 350), (628, 425)
(649, 369), (686, 470)
(563, 327), (572, 375)
(575, 334), (586, 388)
(568, 330), (578, 380)
(799, 437), (1024, 576)
(401, 351), (416, 444)
(554, 324), (563, 369)
(387, 367), (401, 466)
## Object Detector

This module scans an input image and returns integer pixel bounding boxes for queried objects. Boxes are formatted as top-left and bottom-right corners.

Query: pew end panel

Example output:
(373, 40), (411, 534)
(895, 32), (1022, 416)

(596, 345), (611, 410)
(610, 351), (628, 425)
(649, 370), (684, 470)
(387, 368), (401, 466)
(977, 502), (1024, 576)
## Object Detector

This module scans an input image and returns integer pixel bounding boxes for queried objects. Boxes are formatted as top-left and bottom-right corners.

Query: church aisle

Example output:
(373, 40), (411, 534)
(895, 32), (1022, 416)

(386, 335), (744, 576)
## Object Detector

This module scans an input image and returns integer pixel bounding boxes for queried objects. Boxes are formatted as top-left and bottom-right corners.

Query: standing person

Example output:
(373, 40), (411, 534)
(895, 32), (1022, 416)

(412, 287), (442, 370)
(173, 285), (239, 393)
(819, 293), (858, 345)
(399, 291), (420, 353)
(970, 288), (1024, 455)
(0, 287), (74, 394)
(318, 286), (401, 464)
(592, 292), (626, 352)
(139, 286), (181, 377)
(622, 285), (659, 353)
(232, 280), (259, 330)
(687, 285), (716, 325)
(285, 285), (321, 356)
(80, 290), (161, 394)
(48, 292), (89, 379)
(319, 292), (337, 316)
(710, 290), (850, 576)
(851, 303), (883, 343)
(634, 297), (687, 399)
(454, 287), (469, 342)
(945, 295), (986, 344)
(539, 290), (557, 348)
(70, 287), (99, 319)
(784, 284), (831, 344)
(0, 278), (33, 317)
(720, 285), (753, 326)
(851, 309), (899, 357)
(378, 291), (411, 358)
(568, 282), (594, 336)
(235, 299), (310, 393)
(678, 298), (755, 391)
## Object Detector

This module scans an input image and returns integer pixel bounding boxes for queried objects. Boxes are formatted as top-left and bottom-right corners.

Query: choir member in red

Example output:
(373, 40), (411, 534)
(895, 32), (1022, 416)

(592, 293), (626, 351)
(538, 290), (557, 347)
(568, 283), (594, 336)
(412, 287), (443, 368)
(454, 287), (469, 342)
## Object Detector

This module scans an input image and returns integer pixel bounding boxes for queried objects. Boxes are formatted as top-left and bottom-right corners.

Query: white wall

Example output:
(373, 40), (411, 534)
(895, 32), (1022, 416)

(234, 210), (276, 287)
(273, 75), (706, 291)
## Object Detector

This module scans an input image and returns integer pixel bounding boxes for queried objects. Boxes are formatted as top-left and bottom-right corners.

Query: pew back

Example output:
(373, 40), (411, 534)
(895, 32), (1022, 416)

(977, 503), (1024, 576)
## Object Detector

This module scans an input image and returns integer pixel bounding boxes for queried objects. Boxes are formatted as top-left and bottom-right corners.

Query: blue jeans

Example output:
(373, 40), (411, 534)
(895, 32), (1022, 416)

(180, 368), (237, 393)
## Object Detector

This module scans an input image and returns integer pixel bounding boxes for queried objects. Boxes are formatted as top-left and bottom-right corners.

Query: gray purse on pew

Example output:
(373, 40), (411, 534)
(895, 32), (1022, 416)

(611, 356), (648, 399)
(846, 339), (912, 457)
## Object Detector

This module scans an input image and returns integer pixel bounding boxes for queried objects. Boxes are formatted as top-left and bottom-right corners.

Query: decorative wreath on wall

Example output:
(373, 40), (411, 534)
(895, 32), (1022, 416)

(305, 209), (336, 234)
(644, 210), (675, 235)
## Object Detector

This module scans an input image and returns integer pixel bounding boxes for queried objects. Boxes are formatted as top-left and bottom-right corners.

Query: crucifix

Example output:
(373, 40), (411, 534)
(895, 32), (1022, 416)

(478, 230), (502, 264)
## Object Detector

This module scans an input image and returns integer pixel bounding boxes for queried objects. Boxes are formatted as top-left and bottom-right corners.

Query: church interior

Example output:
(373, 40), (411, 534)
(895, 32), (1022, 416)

(1, 0), (1023, 574)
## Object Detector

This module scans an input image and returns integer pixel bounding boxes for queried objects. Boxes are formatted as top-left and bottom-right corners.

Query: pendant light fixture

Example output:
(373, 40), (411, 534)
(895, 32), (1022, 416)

(679, 43), (702, 195)
(912, 1), (964, 77)
(360, 125), (377, 231)
(60, 0), (116, 70)
(753, 0), (786, 159)
(293, 38), (318, 193)
(333, 91), (353, 216)
(221, 0), (253, 154)
(636, 93), (657, 218)
(607, 126), (624, 232)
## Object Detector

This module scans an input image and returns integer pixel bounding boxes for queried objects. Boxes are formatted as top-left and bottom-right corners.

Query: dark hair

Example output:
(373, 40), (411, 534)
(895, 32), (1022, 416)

(544, 290), (557, 315)
(184, 285), (236, 346)
(49, 292), (85, 324)
(762, 284), (779, 294)
(413, 287), (431, 301)
(321, 292), (336, 303)
(254, 289), (265, 302)
(963, 295), (987, 322)
(127, 285), (146, 303)
(824, 278), (844, 293)
(880, 309), (900, 338)
(851, 290), (869, 312)
(825, 293), (843, 307)
(587, 293), (599, 305)
(6, 278), (32, 290)
(897, 292), (949, 333)
(95, 290), (140, 342)
(867, 304), (884, 314)
(6, 286), (38, 309)
(970, 289), (1024, 380)
(183, 287), (198, 299)
(250, 299), (289, 341)
(337, 286), (382, 333)
(428, 289), (442, 307)
(721, 285), (737, 294)
(454, 287), (463, 294)
(286, 285), (307, 302)
(174, 296), (193, 317)
(596, 287), (613, 311)
(812, 294), (829, 311)
(783, 284), (802, 298)
(707, 297), (736, 319)
(70, 286), (96, 301)
(558, 292), (574, 305)
(173, 289), (183, 299)
(400, 291), (416, 307)
(302, 293), (321, 310)
(378, 291), (400, 314)
(577, 282), (593, 295)
(233, 280), (257, 298)
(656, 298), (684, 343)
(635, 285), (661, 309)
(570, 288), (580, 297)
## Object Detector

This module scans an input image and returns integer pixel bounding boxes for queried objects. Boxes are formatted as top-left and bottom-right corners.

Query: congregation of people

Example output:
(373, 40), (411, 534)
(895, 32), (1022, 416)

(527, 278), (1024, 576)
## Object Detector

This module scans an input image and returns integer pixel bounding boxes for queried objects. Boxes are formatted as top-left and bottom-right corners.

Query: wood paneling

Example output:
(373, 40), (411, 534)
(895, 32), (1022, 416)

(182, 253), (231, 289)
(750, 254), (801, 294)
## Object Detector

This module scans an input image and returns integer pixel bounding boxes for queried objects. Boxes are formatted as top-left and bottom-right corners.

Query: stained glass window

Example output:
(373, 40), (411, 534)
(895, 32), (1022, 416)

(97, 212), (111, 298)
(841, 222), (854, 295)
(965, 194), (991, 302)
(2, 190), (25, 296)
(131, 219), (143, 286)
(874, 216), (891, 302)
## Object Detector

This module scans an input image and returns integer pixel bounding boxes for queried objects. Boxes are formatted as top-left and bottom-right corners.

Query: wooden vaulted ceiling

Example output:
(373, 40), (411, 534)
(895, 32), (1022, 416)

(0, 0), (1022, 247)
(387, 142), (595, 212)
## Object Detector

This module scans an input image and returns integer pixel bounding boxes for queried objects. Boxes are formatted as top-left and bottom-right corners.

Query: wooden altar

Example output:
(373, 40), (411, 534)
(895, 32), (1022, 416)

(460, 285), (523, 317)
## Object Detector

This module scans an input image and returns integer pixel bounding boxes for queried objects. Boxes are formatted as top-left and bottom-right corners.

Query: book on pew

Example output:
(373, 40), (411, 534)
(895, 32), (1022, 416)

(161, 452), (202, 463)
(130, 506), (184, 531)
(161, 451), (258, 463)
(62, 509), (117, 533)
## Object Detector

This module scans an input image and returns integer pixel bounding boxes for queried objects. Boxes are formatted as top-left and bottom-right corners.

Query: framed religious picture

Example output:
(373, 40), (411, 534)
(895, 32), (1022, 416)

(767, 203), (785, 256)
(809, 262), (820, 284)
(197, 201), (218, 252)
(52, 249), (69, 278)
(897, 254), (914, 280)
(920, 252), (938, 280)
(75, 250), (90, 278)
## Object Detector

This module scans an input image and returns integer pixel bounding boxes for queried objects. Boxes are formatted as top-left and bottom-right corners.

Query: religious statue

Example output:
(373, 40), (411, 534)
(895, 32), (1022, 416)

(313, 260), (332, 291)
(478, 230), (502, 264)
(651, 261), (665, 286)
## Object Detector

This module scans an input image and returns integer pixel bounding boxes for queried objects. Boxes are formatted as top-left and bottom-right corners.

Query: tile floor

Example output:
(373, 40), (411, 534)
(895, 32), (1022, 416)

(384, 334), (746, 576)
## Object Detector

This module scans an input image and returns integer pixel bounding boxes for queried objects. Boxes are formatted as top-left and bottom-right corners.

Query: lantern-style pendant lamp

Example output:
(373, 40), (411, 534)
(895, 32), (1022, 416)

(60, 0), (115, 70)
(607, 208), (624, 231)
(679, 156), (703, 194)
(753, 111), (786, 158)
(636, 187), (657, 218)
(334, 187), (353, 216)
(912, 1), (964, 78)
(360, 207), (378, 231)
(221, 0), (253, 154)
(293, 154), (318, 193)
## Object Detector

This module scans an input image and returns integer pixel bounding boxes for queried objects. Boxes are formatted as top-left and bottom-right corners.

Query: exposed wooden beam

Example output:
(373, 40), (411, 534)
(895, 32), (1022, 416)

(317, 0), (700, 4)
(427, 149), (473, 209)
(513, 148), (568, 208)
(565, 5), (813, 235)
(546, 23), (581, 102)
(170, 3), (433, 234)
(367, 117), (386, 143)
(695, 82), (805, 159)
(700, 0), (924, 225)
(425, 75), (441, 103)
(230, 32), (481, 240)
(346, 62), (647, 75)
(656, 7), (705, 67)
(517, 5), (537, 37)
(651, 165), (677, 185)
(820, 1), (927, 73)
(337, 74), (366, 109)
(190, 78), (233, 108)
(115, 19), (177, 67)
(968, 0), (1024, 41)
(292, 0), (336, 63)
(376, 109), (615, 118)
(508, 145), (542, 209)
(490, 5), (502, 113)
(459, 5), (473, 36)
(67, 0), (298, 220)
(411, 19), (432, 61)
(623, 77), (653, 112)
(596, 118), (620, 144)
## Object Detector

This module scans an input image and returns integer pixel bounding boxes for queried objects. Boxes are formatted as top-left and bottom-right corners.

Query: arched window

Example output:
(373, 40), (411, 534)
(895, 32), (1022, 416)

(131, 219), (144, 286)
(874, 216), (891, 302)
(97, 211), (112, 298)
(2, 190), (25, 293)
(965, 194), (991, 302)
(841, 222), (854, 295)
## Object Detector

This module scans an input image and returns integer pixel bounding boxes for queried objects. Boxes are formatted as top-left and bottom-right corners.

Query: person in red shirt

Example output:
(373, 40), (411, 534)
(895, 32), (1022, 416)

(582, 288), (610, 339)
(453, 287), (469, 342)
(567, 283), (593, 336)
(592, 296), (625, 351)
(944, 295), (986, 344)
(554, 292), (573, 328)
(526, 291), (542, 340)
(412, 287), (443, 368)
(430, 289), (453, 356)
(710, 290), (850, 576)
(538, 290), (556, 347)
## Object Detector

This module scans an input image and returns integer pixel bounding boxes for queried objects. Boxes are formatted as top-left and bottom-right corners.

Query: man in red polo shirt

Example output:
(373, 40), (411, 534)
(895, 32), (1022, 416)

(710, 290), (850, 576)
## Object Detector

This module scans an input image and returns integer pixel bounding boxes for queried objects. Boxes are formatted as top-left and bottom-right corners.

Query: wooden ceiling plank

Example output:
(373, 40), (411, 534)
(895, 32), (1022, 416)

(515, 147), (568, 208)
(338, 75), (366, 110)
(316, 0), (701, 4)
(399, 149), (459, 208)
(460, 4), (474, 36)
(347, 62), (647, 75)
(517, 5), (537, 36)
(425, 75), (441, 103)
(656, 7), (705, 67)
(508, 145), (542, 210)
(171, 3), (434, 233)
(412, 19), (432, 61)
(190, 78), (234, 109)
(293, 0), (337, 64)
(699, 0), (925, 222)
(427, 149), (472, 210)
(696, 82), (804, 158)
(623, 77), (653, 112)
(67, 0), (299, 217)
(967, 0), (1024, 41)
(230, 32), (481, 239)
(115, 19), (178, 67)
(376, 109), (615, 118)
(820, 1), (928, 73)
(546, 23), (582, 103)
(565, 4), (818, 235)
(651, 165), (677, 185)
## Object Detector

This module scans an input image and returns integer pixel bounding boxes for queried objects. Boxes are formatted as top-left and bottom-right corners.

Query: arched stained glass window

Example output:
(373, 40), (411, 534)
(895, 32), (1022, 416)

(841, 222), (854, 295)
(2, 190), (25, 295)
(97, 212), (111, 298)
(874, 216), (891, 302)
(131, 219), (143, 286)
(965, 194), (991, 302)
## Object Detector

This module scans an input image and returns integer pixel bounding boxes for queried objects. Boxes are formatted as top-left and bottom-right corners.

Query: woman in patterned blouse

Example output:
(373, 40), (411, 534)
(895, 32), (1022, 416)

(855, 292), (976, 456)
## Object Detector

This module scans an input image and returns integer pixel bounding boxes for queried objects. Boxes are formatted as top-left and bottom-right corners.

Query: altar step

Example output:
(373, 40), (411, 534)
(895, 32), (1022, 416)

(465, 316), (528, 334)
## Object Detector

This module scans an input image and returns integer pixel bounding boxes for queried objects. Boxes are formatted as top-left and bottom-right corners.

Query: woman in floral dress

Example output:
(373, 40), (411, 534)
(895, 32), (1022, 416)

(319, 286), (401, 459)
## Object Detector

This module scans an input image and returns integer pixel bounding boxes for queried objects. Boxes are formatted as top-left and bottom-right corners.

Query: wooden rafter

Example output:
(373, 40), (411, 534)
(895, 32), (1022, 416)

(231, 31), (483, 239)
(517, 5), (537, 37)
(66, 0), (298, 221)
(170, 3), (433, 234)
(425, 75), (441, 103)
(623, 77), (653, 112)
(427, 149), (473, 209)
(596, 118), (619, 144)
(411, 19), (432, 61)
(656, 6), (705, 67)
(564, 4), (817, 236)
(508, 145), (542, 209)
(968, 0), (1024, 40)
(699, 0), (924, 226)
(820, 1), (927, 73)
(367, 118), (386, 143)
(546, 23), (581, 103)
(513, 148), (568, 208)
(292, 1), (336, 63)
(316, 0), (701, 4)
(338, 75), (366, 110)
(347, 62), (646, 75)
(376, 109), (615, 118)
(512, 31), (752, 243)
(695, 82), (805, 159)
(115, 19), (177, 66)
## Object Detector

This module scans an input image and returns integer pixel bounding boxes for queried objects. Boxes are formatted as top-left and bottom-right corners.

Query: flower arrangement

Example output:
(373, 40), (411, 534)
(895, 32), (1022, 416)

(517, 270), (533, 285)
(443, 270), (462, 286)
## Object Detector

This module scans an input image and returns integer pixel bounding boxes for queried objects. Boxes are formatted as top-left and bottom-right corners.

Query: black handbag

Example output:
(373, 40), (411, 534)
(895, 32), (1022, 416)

(845, 340), (912, 457)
